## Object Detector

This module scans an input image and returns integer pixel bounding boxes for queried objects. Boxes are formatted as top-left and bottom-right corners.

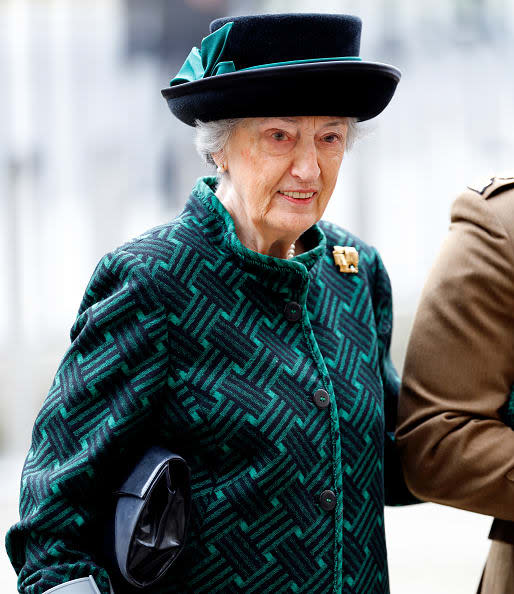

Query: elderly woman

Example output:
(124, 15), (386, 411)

(6, 13), (413, 594)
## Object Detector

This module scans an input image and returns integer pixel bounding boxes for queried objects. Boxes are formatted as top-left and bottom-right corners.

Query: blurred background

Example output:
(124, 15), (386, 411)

(2, 0), (513, 591)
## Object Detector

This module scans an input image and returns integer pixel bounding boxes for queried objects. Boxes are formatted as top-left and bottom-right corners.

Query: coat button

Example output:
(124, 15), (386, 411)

(313, 389), (330, 409)
(284, 301), (302, 321)
(319, 489), (336, 511)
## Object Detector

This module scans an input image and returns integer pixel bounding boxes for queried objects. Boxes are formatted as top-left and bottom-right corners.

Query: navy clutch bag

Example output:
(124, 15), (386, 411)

(106, 446), (191, 589)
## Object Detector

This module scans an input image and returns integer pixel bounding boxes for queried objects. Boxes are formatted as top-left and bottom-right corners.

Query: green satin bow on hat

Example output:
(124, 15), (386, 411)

(171, 22), (236, 86)
(170, 21), (361, 87)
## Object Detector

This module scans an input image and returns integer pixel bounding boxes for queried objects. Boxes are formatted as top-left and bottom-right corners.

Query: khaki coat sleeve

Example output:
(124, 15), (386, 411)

(396, 183), (514, 520)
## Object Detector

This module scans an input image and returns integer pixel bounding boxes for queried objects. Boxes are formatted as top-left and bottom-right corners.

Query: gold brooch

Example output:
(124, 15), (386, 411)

(333, 246), (359, 273)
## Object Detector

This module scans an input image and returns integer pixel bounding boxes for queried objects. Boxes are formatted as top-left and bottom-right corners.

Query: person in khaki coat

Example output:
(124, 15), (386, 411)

(395, 174), (514, 593)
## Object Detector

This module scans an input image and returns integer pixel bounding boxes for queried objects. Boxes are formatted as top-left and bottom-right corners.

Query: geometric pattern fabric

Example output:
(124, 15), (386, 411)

(6, 177), (412, 594)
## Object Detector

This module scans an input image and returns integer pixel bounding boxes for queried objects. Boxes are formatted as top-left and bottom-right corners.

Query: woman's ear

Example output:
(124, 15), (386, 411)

(212, 151), (227, 173)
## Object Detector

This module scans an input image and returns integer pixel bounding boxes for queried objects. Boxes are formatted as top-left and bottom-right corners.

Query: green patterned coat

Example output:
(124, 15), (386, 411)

(6, 177), (413, 593)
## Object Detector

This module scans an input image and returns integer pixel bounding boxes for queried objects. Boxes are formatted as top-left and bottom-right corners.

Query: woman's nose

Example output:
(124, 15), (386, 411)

(290, 140), (321, 181)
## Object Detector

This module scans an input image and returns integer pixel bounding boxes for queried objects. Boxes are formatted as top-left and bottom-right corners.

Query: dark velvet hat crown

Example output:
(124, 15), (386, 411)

(162, 13), (401, 126)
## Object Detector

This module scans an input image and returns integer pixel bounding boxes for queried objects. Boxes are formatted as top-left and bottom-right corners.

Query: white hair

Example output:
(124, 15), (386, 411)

(194, 116), (361, 169)
(194, 118), (241, 167)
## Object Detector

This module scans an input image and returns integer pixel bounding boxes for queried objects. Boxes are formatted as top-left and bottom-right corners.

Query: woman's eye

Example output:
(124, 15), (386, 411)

(323, 134), (341, 143)
(272, 131), (288, 141)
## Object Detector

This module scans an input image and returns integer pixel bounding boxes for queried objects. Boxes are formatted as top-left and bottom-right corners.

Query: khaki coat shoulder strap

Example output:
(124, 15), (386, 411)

(467, 173), (514, 200)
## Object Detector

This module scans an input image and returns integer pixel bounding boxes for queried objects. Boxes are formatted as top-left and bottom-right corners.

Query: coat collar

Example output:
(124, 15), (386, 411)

(187, 176), (327, 280)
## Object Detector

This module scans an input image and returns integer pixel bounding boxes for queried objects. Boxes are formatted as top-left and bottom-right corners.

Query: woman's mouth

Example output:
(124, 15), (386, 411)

(278, 190), (317, 204)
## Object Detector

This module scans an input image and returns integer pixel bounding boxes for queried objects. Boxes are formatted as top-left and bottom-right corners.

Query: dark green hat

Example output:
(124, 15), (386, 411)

(162, 13), (401, 126)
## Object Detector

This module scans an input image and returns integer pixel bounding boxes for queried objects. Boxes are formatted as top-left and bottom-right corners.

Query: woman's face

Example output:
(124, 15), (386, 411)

(218, 115), (349, 241)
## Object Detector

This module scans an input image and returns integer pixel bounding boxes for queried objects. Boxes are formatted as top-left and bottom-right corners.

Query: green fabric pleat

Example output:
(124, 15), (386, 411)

(243, 56), (362, 72)
(171, 22), (234, 86)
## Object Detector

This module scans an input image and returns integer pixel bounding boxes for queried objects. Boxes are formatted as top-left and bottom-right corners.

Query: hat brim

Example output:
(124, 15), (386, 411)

(161, 61), (401, 126)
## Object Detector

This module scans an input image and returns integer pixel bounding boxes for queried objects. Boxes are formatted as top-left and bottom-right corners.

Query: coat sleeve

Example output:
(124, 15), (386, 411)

(395, 188), (514, 519)
(371, 250), (419, 506)
(5, 250), (169, 594)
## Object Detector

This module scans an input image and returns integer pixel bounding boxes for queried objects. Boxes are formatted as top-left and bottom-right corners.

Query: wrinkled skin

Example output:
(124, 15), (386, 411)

(214, 115), (349, 259)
